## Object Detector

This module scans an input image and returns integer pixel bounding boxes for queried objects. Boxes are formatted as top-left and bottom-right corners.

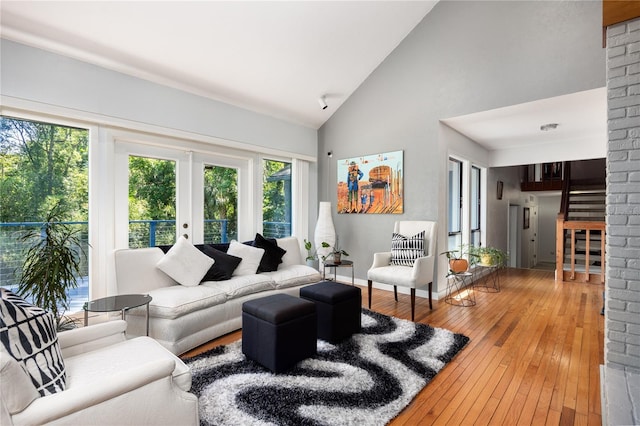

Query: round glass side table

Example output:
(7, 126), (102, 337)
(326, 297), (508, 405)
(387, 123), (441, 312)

(83, 294), (152, 335)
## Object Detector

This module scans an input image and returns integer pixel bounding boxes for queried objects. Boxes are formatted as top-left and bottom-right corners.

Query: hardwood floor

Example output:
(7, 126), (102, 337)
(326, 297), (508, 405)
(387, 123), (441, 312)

(181, 268), (604, 425)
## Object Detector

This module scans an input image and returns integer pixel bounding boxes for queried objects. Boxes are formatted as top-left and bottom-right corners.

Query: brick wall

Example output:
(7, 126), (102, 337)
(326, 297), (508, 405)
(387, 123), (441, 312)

(606, 17), (640, 373)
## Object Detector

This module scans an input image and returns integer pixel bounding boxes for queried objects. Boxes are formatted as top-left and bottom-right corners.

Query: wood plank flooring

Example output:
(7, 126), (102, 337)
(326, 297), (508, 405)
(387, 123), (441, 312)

(181, 268), (604, 425)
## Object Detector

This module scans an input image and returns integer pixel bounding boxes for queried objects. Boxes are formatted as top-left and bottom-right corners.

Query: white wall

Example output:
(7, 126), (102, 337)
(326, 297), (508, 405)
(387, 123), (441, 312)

(0, 39), (317, 160)
(318, 0), (605, 297)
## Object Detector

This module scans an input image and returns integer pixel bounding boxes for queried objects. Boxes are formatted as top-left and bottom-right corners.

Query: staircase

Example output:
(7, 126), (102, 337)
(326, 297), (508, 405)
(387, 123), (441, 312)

(556, 174), (606, 283)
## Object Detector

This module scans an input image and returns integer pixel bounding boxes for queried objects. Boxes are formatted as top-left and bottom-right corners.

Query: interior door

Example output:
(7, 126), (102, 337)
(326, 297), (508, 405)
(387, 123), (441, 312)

(508, 205), (519, 267)
(531, 206), (539, 268)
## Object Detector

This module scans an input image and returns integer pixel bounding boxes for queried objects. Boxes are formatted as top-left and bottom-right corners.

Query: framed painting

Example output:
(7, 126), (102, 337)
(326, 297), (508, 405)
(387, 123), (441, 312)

(336, 150), (403, 214)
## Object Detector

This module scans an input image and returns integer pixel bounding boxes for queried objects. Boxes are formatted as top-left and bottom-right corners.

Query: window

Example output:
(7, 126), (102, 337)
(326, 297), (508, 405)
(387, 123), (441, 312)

(262, 159), (291, 238)
(448, 158), (462, 251)
(0, 116), (89, 312)
(203, 165), (238, 243)
(471, 166), (481, 247)
(128, 156), (176, 248)
(447, 156), (485, 257)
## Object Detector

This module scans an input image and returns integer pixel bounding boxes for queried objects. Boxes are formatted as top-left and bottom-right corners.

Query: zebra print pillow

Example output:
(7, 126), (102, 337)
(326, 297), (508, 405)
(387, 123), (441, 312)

(390, 230), (425, 266)
(0, 288), (67, 396)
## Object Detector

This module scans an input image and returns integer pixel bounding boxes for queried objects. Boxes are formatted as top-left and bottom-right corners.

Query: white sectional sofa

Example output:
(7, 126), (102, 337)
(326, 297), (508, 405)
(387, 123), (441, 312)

(114, 236), (321, 355)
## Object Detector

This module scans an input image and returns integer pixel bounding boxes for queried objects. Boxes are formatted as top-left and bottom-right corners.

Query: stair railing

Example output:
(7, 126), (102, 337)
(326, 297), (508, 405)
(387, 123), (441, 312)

(555, 214), (605, 284)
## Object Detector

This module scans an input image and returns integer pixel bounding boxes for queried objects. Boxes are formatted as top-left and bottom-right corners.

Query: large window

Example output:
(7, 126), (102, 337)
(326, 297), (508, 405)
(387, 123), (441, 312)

(262, 159), (292, 238)
(0, 116), (89, 312)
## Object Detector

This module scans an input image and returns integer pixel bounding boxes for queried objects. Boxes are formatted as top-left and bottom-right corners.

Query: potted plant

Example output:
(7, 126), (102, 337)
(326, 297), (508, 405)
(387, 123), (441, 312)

(440, 245), (476, 274)
(17, 203), (86, 330)
(470, 246), (508, 267)
(303, 238), (324, 269)
(320, 239), (349, 265)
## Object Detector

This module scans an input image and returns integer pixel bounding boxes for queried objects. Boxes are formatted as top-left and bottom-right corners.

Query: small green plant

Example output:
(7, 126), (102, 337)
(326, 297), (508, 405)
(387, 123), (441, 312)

(320, 239), (349, 264)
(303, 238), (316, 261)
(470, 245), (508, 266)
(17, 203), (86, 330)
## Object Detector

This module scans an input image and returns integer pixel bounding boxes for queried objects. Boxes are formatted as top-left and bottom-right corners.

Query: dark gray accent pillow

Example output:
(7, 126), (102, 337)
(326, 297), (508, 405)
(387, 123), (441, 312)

(200, 245), (242, 281)
(252, 233), (287, 272)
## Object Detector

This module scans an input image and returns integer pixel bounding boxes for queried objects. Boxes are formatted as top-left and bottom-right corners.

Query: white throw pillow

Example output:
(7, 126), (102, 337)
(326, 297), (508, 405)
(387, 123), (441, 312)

(227, 240), (265, 276)
(156, 236), (214, 287)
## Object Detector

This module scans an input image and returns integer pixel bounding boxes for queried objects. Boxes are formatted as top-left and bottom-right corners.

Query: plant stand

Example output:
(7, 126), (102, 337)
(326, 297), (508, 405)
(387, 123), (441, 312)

(445, 272), (475, 307)
(473, 264), (501, 293)
(322, 260), (354, 286)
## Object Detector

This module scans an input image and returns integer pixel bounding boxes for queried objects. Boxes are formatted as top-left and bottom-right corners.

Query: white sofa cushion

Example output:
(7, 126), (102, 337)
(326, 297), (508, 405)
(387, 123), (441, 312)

(277, 237), (303, 267)
(263, 265), (322, 289)
(65, 336), (192, 392)
(201, 275), (275, 300)
(0, 349), (40, 414)
(228, 240), (265, 276)
(127, 285), (227, 320)
(156, 236), (214, 287)
(115, 247), (177, 294)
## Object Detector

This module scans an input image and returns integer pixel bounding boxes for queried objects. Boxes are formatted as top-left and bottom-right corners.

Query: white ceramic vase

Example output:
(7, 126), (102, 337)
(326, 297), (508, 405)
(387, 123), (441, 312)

(314, 201), (336, 263)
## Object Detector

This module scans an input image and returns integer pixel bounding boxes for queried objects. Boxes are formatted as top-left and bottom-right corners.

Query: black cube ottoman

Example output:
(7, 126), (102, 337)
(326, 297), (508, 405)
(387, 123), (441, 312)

(300, 281), (361, 343)
(242, 293), (317, 373)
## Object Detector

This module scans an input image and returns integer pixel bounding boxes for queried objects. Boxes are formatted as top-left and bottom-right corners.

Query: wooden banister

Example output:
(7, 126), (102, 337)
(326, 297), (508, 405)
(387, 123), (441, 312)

(556, 216), (606, 284)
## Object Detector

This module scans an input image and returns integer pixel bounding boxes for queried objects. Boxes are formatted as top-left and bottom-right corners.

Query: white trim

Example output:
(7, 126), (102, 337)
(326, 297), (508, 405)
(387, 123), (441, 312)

(292, 159), (310, 242)
(1, 96), (317, 162)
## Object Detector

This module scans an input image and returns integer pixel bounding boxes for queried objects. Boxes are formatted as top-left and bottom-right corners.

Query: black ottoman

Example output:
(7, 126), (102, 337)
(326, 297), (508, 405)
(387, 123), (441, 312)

(242, 293), (317, 373)
(300, 281), (361, 343)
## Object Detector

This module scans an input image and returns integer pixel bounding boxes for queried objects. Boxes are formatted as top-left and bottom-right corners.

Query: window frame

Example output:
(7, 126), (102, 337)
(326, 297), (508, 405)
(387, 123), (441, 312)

(447, 155), (486, 259)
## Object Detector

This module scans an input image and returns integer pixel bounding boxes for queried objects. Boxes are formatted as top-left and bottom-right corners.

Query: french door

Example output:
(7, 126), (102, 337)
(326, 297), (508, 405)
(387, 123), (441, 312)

(114, 138), (250, 249)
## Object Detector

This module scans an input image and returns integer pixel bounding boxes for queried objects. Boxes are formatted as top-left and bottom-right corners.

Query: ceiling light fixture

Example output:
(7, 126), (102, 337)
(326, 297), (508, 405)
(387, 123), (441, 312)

(540, 123), (559, 131)
(318, 96), (328, 110)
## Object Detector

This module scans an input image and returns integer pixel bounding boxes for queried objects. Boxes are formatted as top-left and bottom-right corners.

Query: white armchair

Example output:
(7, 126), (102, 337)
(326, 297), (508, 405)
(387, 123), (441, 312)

(1, 320), (198, 426)
(367, 221), (437, 321)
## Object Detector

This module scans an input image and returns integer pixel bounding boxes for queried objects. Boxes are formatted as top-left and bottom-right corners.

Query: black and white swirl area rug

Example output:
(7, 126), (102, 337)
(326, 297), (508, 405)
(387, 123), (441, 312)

(184, 309), (469, 426)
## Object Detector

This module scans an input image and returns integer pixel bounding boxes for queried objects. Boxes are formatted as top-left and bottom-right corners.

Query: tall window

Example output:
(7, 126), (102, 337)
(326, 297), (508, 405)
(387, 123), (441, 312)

(0, 116), (89, 312)
(448, 158), (462, 251)
(471, 165), (481, 247)
(128, 156), (176, 248)
(203, 165), (238, 243)
(447, 157), (485, 257)
(263, 159), (291, 238)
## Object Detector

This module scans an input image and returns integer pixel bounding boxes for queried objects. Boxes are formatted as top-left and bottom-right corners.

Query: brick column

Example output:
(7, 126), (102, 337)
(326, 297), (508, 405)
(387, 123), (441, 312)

(606, 17), (640, 373)
(604, 17), (640, 426)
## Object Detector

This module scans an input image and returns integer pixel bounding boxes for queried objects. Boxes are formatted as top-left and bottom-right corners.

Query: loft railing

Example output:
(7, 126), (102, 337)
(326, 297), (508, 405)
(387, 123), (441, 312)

(555, 215), (605, 284)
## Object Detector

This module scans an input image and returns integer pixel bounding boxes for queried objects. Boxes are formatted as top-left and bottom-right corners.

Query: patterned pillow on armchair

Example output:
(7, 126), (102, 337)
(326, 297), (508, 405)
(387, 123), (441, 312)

(0, 288), (66, 396)
(390, 230), (425, 266)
